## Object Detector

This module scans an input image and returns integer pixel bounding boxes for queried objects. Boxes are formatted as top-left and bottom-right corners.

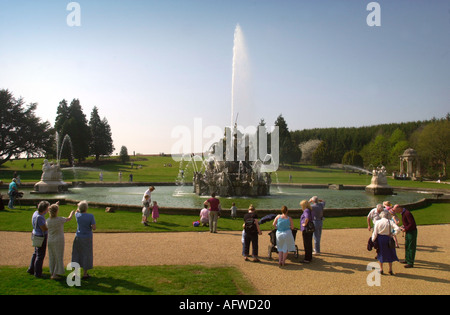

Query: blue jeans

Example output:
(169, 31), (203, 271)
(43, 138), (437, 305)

(313, 220), (323, 253)
(28, 235), (48, 277)
(8, 191), (15, 209)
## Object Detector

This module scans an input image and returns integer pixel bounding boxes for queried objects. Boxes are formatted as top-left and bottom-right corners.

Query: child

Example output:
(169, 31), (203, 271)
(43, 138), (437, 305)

(142, 194), (150, 226)
(243, 204), (262, 262)
(199, 203), (209, 227)
(230, 202), (237, 219)
(152, 201), (160, 223)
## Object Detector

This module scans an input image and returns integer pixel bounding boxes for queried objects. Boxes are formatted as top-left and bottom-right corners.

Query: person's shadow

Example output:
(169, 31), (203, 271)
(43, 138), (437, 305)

(60, 276), (154, 294)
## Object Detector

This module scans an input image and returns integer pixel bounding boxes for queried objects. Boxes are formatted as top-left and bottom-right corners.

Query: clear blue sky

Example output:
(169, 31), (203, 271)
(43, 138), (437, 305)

(1, 0), (449, 155)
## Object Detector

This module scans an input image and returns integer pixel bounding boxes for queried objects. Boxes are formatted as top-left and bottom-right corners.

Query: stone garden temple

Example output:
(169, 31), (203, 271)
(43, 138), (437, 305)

(399, 148), (420, 179)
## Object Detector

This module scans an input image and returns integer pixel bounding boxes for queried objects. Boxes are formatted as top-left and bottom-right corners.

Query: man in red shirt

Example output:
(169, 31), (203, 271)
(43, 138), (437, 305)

(393, 205), (417, 268)
(205, 193), (221, 233)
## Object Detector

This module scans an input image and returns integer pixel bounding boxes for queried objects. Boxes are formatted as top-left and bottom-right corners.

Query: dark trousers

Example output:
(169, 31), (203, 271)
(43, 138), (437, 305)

(28, 235), (47, 277)
(405, 230), (418, 265)
(244, 232), (259, 257)
(302, 231), (313, 261)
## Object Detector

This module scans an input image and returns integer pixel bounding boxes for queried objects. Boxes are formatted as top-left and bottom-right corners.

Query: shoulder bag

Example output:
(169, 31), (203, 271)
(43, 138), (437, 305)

(387, 219), (396, 249)
(31, 215), (45, 248)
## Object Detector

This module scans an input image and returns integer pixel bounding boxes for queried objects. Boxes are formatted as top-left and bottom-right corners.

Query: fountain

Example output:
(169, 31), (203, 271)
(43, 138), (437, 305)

(32, 133), (71, 194)
(189, 24), (273, 197)
(365, 165), (393, 195)
(193, 126), (272, 197)
(32, 159), (69, 193)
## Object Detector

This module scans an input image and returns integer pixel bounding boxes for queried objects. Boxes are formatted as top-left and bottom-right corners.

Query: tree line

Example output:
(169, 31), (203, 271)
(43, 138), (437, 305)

(1, 88), (448, 177)
(0, 89), (114, 166)
(289, 116), (449, 178)
(55, 99), (114, 164)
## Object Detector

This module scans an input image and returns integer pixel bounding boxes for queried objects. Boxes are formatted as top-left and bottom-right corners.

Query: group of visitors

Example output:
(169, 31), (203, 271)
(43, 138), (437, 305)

(367, 201), (418, 275)
(28, 200), (96, 280)
(198, 192), (418, 273)
(238, 196), (325, 266)
(23, 183), (419, 279)
(196, 192), (326, 265)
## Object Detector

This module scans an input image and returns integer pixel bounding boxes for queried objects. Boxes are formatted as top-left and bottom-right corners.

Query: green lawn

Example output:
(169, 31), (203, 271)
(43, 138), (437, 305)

(1, 156), (448, 296)
(1, 156), (449, 191)
(0, 265), (255, 295)
(0, 203), (448, 295)
(1, 203), (449, 233)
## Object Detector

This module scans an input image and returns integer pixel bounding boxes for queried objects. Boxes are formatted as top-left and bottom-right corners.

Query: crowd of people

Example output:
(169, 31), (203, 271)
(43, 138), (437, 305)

(199, 192), (417, 272)
(24, 183), (418, 280)
(236, 196), (325, 266)
(196, 192), (327, 266)
(367, 201), (418, 274)
(28, 200), (96, 279)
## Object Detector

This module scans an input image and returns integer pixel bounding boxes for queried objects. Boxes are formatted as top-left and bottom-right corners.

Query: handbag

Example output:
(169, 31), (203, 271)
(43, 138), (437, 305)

(32, 234), (45, 248)
(305, 220), (315, 234)
(31, 214), (45, 248)
(387, 219), (396, 249)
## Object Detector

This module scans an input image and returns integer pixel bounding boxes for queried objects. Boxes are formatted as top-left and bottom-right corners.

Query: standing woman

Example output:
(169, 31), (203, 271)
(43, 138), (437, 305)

(46, 202), (75, 280)
(300, 200), (313, 263)
(372, 211), (400, 275)
(27, 201), (50, 278)
(273, 206), (296, 266)
(71, 201), (96, 279)
(205, 192), (221, 233)
(243, 205), (262, 262)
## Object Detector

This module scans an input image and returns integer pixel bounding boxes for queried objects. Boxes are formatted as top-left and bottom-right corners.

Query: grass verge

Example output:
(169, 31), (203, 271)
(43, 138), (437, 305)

(0, 265), (256, 295)
(1, 203), (449, 233)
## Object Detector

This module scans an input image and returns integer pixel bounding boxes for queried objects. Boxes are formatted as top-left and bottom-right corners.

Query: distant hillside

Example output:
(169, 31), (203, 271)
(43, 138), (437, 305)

(290, 119), (429, 165)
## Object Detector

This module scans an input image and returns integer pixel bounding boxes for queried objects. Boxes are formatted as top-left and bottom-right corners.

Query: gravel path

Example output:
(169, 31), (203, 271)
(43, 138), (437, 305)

(1, 225), (449, 295)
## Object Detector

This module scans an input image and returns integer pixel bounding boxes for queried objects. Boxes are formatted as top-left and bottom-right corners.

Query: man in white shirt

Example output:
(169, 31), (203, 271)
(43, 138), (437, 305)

(142, 186), (155, 202)
(367, 204), (386, 231)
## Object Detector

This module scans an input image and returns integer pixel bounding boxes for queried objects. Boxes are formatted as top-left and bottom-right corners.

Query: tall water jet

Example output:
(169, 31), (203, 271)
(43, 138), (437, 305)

(231, 24), (252, 128)
(192, 25), (272, 197)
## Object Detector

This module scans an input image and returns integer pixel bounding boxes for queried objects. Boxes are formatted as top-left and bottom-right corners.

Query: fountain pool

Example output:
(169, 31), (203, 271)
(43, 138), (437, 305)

(18, 185), (431, 210)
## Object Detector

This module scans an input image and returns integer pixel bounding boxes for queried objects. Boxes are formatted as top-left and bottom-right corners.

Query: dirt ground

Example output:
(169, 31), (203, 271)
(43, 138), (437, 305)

(1, 225), (449, 295)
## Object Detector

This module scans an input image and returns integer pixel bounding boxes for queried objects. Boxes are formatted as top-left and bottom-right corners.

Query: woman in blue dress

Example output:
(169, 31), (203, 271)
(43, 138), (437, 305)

(273, 206), (296, 266)
(372, 211), (400, 275)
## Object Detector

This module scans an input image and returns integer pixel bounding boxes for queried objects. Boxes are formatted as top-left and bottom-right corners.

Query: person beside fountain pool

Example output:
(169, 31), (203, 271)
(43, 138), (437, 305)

(199, 203), (209, 227)
(230, 202), (237, 220)
(8, 178), (18, 209)
(384, 201), (400, 248)
(309, 196), (325, 255)
(142, 186), (155, 204)
(393, 204), (418, 269)
(243, 205), (262, 262)
(142, 194), (150, 226)
(300, 200), (313, 263)
(46, 202), (75, 280)
(273, 206), (295, 266)
(72, 200), (96, 279)
(151, 201), (160, 223)
(371, 211), (400, 275)
(367, 204), (387, 231)
(27, 201), (50, 278)
(205, 193), (220, 233)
